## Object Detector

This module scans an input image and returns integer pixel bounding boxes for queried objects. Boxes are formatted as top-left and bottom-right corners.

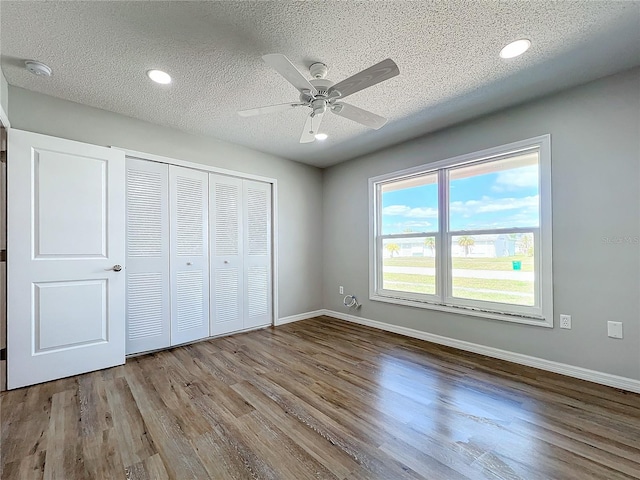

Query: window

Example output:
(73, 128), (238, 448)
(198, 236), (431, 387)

(369, 136), (553, 327)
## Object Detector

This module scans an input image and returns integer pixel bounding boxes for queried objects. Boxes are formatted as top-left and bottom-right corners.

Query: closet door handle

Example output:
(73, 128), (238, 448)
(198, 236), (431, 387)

(109, 264), (123, 272)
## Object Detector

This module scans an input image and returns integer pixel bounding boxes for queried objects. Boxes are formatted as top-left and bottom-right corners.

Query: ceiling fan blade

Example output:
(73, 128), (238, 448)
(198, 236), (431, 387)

(331, 102), (388, 129)
(262, 54), (318, 95)
(329, 58), (399, 99)
(238, 102), (306, 117)
(300, 112), (324, 143)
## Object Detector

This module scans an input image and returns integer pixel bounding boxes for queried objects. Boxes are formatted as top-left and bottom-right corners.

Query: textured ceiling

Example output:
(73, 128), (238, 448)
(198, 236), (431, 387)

(1, 1), (639, 168)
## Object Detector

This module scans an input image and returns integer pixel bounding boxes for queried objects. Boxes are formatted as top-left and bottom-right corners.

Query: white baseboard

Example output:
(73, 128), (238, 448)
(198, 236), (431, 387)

(275, 309), (326, 326)
(322, 309), (640, 394)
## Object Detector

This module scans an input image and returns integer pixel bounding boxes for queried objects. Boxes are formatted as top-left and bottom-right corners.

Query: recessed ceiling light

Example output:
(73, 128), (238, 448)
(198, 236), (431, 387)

(147, 69), (172, 84)
(315, 133), (328, 141)
(500, 39), (531, 59)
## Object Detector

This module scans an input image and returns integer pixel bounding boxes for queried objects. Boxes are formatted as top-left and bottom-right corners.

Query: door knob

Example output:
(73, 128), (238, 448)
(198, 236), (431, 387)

(111, 265), (123, 272)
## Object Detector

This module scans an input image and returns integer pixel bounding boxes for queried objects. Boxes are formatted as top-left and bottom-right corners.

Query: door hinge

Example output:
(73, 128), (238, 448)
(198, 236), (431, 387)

(0, 349), (6, 361)
(0, 250), (5, 262)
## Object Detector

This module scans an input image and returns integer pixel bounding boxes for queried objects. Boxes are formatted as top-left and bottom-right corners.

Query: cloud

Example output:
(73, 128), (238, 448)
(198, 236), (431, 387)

(492, 166), (538, 192)
(450, 195), (539, 229)
(382, 205), (410, 216)
(401, 221), (433, 228)
(382, 205), (438, 218)
(450, 195), (539, 215)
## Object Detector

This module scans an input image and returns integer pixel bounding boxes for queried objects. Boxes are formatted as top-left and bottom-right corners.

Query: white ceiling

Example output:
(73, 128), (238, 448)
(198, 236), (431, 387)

(1, 1), (639, 168)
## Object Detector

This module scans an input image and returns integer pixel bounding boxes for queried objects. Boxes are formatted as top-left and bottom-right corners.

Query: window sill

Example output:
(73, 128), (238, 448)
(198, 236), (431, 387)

(370, 293), (553, 328)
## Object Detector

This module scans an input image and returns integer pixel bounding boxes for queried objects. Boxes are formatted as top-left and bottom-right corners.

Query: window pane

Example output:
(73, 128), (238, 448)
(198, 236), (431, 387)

(382, 237), (436, 295)
(449, 152), (539, 231)
(381, 173), (438, 235)
(450, 233), (535, 306)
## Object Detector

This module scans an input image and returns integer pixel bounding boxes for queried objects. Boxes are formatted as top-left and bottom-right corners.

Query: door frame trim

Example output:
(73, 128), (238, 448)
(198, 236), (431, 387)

(112, 147), (279, 328)
(0, 101), (9, 129)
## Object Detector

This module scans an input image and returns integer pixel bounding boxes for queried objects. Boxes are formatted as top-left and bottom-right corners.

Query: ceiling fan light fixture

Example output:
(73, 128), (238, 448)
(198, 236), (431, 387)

(499, 39), (531, 59)
(147, 69), (172, 84)
(314, 133), (328, 141)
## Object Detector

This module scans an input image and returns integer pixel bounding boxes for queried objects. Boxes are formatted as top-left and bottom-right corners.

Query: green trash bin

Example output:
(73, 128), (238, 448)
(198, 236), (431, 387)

(512, 260), (522, 270)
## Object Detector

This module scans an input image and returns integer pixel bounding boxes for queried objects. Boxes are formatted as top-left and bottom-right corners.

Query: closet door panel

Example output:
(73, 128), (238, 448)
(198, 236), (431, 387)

(125, 159), (170, 354)
(244, 180), (272, 329)
(210, 174), (244, 335)
(170, 166), (209, 345)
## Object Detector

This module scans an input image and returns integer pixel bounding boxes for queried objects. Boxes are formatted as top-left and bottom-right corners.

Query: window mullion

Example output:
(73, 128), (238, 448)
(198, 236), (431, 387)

(375, 183), (383, 293)
(437, 168), (449, 301)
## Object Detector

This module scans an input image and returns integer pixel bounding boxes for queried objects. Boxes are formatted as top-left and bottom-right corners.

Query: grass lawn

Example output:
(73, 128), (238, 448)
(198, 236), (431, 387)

(383, 272), (534, 306)
(383, 255), (534, 272)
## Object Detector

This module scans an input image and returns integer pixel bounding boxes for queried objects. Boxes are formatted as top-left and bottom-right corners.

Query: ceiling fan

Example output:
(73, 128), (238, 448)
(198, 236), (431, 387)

(238, 54), (400, 143)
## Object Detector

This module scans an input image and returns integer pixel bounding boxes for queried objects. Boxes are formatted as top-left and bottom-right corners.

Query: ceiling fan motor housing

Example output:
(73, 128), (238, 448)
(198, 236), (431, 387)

(301, 78), (334, 103)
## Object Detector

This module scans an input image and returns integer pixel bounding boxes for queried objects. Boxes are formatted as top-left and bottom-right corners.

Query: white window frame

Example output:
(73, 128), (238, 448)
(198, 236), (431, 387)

(369, 135), (553, 327)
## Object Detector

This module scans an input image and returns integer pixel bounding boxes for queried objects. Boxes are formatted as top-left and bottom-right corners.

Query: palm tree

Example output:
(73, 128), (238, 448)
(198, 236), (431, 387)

(424, 237), (435, 256)
(385, 243), (400, 257)
(518, 234), (534, 256)
(457, 236), (475, 257)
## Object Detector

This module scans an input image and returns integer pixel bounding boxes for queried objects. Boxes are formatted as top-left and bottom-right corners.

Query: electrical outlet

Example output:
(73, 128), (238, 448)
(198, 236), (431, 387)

(559, 314), (571, 329)
(608, 321), (623, 339)
(339, 286), (344, 295)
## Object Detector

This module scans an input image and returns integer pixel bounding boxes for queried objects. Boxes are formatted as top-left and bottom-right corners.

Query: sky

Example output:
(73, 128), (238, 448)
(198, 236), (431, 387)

(381, 164), (539, 234)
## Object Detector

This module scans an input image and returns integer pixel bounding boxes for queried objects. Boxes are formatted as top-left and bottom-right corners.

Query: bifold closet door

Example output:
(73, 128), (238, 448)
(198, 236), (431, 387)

(170, 165), (210, 345)
(244, 180), (272, 329)
(210, 174), (244, 335)
(125, 159), (170, 355)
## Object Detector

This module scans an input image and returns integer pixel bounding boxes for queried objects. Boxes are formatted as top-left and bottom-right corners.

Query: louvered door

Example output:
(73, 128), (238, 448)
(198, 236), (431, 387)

(243, 180), (272, 329)
(210, 174), (244, 335)
(125, 159), (170, 355)
(170, 166), (209, 345)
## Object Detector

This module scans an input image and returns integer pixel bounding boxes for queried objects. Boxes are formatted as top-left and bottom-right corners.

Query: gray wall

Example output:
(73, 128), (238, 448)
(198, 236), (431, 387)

(323, 68), (640, 380)
(0, 69), (8, 119)
(8, 86), (324, 319)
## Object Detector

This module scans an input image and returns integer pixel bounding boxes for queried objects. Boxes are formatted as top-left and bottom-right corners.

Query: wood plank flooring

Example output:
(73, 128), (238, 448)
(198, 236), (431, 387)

(2, 316), (639, 479)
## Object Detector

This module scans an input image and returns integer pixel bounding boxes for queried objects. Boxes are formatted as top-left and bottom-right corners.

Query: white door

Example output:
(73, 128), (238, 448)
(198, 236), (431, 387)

(125, 159), (170, 354)
(244, 180), (272, 329)
(210, 174), (244, 335)
(170, 165), (209, 345)
(7, 129), (126, 389)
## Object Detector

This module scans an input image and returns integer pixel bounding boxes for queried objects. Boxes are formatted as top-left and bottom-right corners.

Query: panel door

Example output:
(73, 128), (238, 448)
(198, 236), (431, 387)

(125, 159), (170, 354)
(170, 165), (209, 345)
(210, 174), (244, 335)
(243, 180), (272, 329)
(7, 129), (126, 389)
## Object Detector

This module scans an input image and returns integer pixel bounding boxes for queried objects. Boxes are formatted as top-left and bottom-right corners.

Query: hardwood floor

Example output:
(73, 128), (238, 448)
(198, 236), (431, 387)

(2, 316), (639, 479)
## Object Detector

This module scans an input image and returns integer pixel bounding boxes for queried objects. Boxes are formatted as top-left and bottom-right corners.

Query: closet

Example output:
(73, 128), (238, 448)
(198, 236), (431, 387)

(6, 129), (274, 388)
(125, 159), (272, 355)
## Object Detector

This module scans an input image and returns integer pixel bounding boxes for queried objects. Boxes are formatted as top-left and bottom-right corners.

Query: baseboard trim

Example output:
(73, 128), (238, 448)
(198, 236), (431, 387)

(275, 310), (326, 326)
(322, 309), (640, 394)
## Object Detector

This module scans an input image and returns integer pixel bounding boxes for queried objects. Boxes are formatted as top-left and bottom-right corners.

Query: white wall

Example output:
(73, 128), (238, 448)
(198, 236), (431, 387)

(8, 86), (324, 319)
(323, 67), (640, 380)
